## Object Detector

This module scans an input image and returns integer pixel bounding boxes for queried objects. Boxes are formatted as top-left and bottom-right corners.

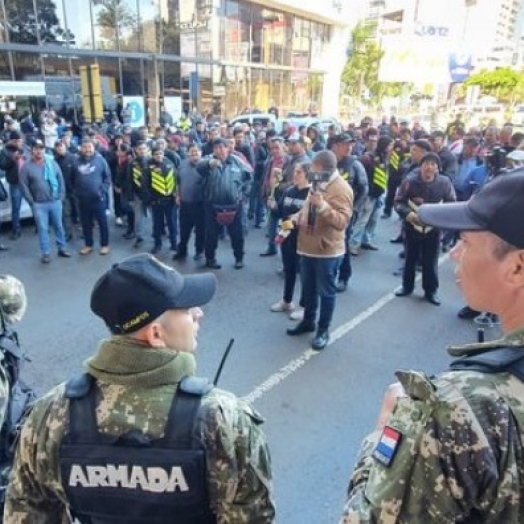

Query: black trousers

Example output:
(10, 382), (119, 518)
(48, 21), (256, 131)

(402, 225), (440, 294)
(281, 232), (302, 305)
(178, 201), (205, 256)
(204, 203), (244, 262)
(338, 212), (358, 283)
(384, 174), (403, 215)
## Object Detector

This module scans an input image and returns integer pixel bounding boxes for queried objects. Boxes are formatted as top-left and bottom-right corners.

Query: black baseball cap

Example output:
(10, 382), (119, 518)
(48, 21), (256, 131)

(418, 171), (524, 248)
(91, 254), (217, 334)
(332, 133), (356, 145)
(32, 139), (45, 149)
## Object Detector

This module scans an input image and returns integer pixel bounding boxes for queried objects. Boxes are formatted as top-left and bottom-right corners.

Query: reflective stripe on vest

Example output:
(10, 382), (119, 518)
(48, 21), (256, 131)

(390, 151), (400, 171)
(132, 166), (142, 188)
(151, 167), (175, 196)
(373, 165), (387, 190)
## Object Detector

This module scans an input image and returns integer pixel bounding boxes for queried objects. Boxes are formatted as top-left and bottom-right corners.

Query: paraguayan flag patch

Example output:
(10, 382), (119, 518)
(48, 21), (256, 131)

(373, 426), (402, 467)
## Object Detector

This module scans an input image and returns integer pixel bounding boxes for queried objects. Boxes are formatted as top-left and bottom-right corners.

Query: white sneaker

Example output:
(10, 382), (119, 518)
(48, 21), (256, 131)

(115, 217), (124, 226)
(289, 307), (304, 321)
(270, 300), (295, 312)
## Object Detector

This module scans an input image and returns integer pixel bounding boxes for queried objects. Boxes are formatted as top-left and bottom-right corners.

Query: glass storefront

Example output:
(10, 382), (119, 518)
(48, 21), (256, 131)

(0, 0), (330, 122)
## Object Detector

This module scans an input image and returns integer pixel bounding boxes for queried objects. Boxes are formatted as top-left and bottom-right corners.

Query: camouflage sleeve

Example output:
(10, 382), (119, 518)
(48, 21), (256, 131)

(195, 389), (275, 524)
(4, 385), (70, 524)
(340, 371), (508, 523)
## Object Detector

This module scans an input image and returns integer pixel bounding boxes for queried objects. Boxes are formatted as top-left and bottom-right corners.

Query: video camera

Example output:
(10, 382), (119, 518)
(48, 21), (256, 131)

(485, 146), (508, 177)
(307, 170), (332, 185)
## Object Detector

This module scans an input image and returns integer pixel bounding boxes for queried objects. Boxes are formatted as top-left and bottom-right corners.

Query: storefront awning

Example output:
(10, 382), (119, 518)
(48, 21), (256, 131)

(0, 81), (46, 97)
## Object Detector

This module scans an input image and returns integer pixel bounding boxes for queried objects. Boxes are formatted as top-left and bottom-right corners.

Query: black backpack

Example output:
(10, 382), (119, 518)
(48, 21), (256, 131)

(0, 308), (36, 512)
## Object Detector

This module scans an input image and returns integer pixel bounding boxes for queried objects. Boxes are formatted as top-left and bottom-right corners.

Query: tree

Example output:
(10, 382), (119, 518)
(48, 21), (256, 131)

(341, 22), (404, 106)
(464, 68), (524, 104)
(4, 0), (73, 44)
(92, 0), (137, 49)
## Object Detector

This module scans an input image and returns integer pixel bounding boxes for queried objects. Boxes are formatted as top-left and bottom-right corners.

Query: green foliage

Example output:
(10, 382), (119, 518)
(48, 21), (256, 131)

(341, 22), (404, 105)
(464, 68), (524, 103)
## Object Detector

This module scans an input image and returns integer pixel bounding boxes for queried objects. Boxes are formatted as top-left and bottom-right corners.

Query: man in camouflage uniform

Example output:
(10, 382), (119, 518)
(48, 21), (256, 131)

(4, 254), (275, 523)
(341, 171), (524, 523)
(0, 275), (27, 429)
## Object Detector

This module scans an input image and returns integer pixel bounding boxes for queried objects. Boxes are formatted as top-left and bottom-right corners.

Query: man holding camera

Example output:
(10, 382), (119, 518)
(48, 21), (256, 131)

(286, 151), (353, 350)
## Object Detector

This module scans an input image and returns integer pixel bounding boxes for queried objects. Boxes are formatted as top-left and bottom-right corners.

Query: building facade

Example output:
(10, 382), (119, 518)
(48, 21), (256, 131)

(0, 0), (350, 123)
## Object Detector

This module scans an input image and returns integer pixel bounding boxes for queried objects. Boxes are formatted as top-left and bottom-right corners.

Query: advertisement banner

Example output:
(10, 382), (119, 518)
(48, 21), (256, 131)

(379, 37), (472, 84)
(122, 96), (145, 128)
(164, 97), (183, 123)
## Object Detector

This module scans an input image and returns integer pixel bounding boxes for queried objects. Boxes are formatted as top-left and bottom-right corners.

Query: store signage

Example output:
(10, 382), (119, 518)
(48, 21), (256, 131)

(0, 81), (46, 97)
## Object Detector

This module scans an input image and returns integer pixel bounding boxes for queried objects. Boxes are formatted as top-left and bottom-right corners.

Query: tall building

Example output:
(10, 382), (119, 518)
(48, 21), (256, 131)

(0, 0), (351, 123)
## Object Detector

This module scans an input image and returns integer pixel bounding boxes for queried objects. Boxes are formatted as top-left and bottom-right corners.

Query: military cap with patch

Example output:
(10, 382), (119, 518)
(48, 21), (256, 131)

(91, 254), (217, 334)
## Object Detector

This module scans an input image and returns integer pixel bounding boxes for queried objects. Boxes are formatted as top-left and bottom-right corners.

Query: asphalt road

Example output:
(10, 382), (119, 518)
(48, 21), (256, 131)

(0, 214), (502, 523)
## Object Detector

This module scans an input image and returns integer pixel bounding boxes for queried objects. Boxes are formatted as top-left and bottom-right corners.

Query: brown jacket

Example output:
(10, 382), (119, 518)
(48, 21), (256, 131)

(296, 173), (353, 257)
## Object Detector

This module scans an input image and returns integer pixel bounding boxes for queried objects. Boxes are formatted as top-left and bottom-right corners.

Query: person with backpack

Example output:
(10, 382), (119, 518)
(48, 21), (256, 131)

(340, 172), (524, 523)
(4, 254), (275, 522)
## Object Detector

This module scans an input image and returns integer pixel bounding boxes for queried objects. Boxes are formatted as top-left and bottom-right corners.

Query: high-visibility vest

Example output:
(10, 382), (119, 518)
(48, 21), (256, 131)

(372, 156), (388, 191)
(151, 164), (176, 197)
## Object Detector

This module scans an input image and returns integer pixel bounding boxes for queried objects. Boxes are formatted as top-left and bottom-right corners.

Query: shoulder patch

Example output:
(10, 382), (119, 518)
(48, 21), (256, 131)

(373, 425), (402, 467)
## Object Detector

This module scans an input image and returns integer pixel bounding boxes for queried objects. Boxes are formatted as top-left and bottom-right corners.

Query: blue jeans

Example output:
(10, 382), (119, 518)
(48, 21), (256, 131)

(79, 197), (109, 247)
(300, 255), (342, 332)
(33, 200), (66, 255)
(9, 183), (24, 232)
(350, 195), (383, 248)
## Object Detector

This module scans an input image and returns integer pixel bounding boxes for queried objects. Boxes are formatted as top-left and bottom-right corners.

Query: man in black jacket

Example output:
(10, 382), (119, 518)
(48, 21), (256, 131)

(53, 140), (78, 240)
(394, 153), (456, 305)
(429, 130), (458, 180)
(0, 131), (29, 240)
(196, 138), (252, 269)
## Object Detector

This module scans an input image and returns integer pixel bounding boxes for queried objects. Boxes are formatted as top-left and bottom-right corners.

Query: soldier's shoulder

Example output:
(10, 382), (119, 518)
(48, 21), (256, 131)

(198, 387), (264, 428)
(22, 382), (68, 435)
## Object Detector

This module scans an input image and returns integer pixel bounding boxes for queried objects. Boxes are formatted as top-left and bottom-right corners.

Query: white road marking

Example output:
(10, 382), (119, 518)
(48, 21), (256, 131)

(242, 254), (450, 404)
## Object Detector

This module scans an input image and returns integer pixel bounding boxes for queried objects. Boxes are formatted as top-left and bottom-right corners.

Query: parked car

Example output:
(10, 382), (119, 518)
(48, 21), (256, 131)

(229, 113), (282, 133)
(0, 178), (33, 224)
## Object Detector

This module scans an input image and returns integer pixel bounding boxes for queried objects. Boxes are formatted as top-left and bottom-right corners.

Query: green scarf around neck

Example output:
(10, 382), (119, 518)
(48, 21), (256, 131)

(85, 337), (196, 388)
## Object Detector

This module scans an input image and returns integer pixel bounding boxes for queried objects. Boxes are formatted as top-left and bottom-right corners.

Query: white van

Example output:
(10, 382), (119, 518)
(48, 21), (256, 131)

(229, 113), (282, 133)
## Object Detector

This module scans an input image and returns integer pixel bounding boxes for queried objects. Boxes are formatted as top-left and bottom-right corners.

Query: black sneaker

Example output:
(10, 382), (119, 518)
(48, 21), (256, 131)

(193, 252), (203, 261)
(335, 281), (348, 293)
(311, 330), (330, 350)
(41, 254), (51, 264)
(457, 306), (481, 319)
(234, 259), (244, 269)
(205, 259), (221, 269)
(287, 322), (316, 336)
(172, 252), (187, 261)
(123, 231), (135, 240)
(58, 249), (72, 258)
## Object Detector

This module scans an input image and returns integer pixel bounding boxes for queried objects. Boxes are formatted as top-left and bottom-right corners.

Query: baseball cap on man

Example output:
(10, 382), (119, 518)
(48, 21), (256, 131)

(32, 139), (45, 149)
(286, 133), (306, 144)
(332, 133), (356, 145)
(418, 171), (524, 249)
(91, 254), (217, 334)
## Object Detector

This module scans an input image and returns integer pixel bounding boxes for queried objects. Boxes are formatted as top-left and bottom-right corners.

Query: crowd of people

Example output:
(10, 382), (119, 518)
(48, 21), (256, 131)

(1, 109), (523, 318)
(2, 108), (524, 522)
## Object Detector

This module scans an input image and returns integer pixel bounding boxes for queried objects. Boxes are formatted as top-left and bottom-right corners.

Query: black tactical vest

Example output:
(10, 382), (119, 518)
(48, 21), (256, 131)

(60, 373), (217, 524)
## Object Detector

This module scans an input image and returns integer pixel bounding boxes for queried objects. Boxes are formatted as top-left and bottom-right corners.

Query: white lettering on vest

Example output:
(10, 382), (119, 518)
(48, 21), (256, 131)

(68, 465), (189, 493)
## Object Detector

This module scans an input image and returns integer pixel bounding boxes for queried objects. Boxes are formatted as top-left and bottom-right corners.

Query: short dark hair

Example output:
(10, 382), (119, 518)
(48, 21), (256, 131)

(312, 150), (337, 173)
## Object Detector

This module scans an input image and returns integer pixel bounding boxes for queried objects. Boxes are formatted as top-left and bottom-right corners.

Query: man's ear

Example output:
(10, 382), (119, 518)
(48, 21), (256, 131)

(141, 322), (166, 348)
(507, 250), (524, 287)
